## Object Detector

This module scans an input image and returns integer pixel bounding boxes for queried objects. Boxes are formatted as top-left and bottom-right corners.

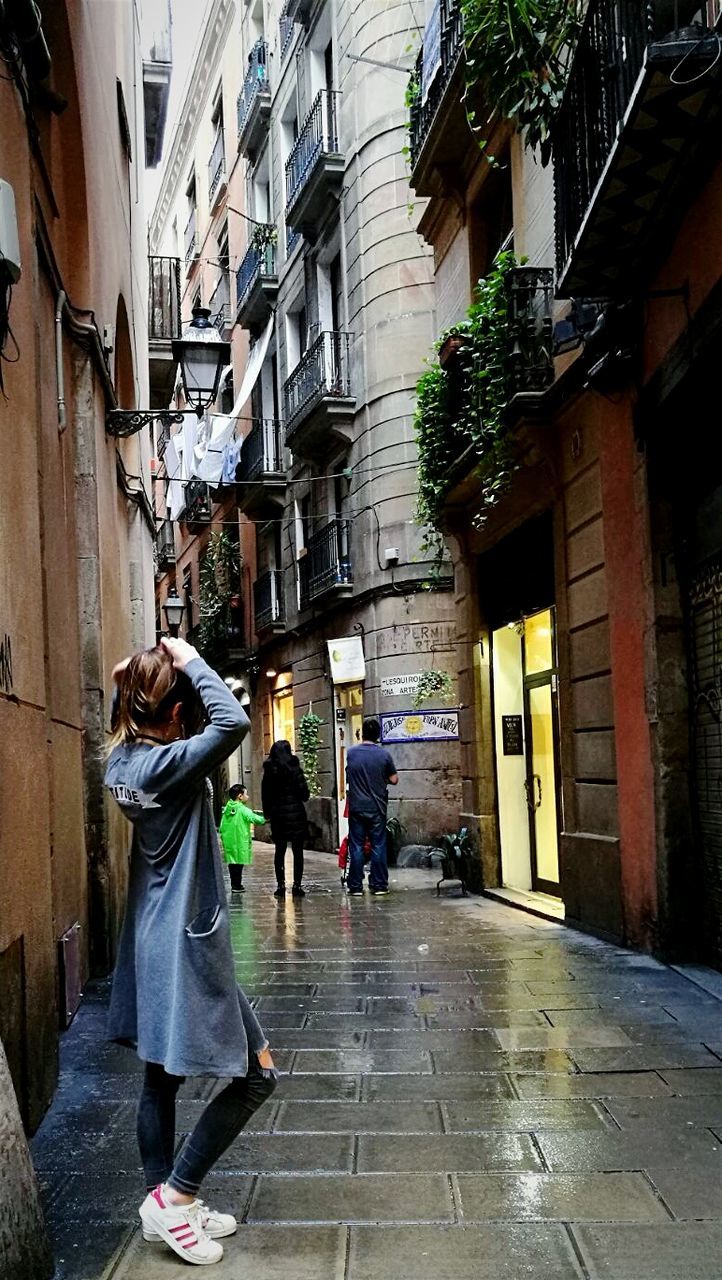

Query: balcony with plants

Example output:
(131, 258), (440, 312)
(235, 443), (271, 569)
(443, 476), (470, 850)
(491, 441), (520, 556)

(298, 519), (353, 610)
(208, 128), (226, 207)
(254, 569), (286, 635)
(235, 225), (278, 330)
(237, 418), (286, 516)
(414, 254), (554, 546)
(154, 519), (176, 574)
(554, 0), (722, 298)
(284, 90), (344, 237)
(148, 255), (181, 406)
(283, 330), (354, 457)
(181, 479), (212, 533)
(237, 39), (271, 159)
(196, 532), (246, 672)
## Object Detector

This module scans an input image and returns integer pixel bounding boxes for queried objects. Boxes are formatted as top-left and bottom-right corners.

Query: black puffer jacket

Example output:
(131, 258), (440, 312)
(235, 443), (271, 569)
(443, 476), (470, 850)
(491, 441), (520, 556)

(262, 758), (310, 839)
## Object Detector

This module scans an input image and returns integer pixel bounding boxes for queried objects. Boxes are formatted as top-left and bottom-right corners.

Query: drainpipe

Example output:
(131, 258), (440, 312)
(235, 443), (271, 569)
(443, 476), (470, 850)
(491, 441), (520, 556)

(55, 288), (67, 431)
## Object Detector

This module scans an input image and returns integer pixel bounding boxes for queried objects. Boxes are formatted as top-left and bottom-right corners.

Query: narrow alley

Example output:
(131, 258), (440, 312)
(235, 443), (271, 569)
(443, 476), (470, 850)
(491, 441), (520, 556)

(34, 849), (722, 1280)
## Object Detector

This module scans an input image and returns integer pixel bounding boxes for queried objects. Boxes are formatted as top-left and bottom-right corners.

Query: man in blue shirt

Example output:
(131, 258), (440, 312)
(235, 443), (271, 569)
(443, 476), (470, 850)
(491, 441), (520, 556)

(346, 717), (398, 897)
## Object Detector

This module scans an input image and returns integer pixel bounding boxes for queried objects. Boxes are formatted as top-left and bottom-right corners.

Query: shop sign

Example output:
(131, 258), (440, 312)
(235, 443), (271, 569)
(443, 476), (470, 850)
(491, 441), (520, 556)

(380, 709), (459, 743)
(501, 715), (524, 756)
(327, 636), (365, 684)
(381, 673), (423, 698)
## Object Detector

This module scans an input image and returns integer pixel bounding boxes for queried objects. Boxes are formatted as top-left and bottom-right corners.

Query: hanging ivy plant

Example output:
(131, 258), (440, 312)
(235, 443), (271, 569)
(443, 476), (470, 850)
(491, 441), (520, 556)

(415, 250), (520, 539)
(460, 0), (582, 165)
(298, 710), (323, 797)
(251, 223), (278, 253)
(413, 669), (455, 708)
(198, 531), (242, 656)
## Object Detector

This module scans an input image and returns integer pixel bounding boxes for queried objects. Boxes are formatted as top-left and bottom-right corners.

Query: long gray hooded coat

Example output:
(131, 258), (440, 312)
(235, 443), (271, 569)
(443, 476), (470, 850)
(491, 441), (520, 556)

(105, 657), (268, 1078)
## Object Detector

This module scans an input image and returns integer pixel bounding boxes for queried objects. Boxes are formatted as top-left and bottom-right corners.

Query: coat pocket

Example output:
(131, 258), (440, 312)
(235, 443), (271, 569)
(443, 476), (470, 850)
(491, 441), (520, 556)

(184, 904), (221, 938)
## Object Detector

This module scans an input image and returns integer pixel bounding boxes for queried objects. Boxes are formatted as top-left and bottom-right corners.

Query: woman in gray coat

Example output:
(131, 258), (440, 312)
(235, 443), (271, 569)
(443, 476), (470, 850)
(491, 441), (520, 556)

(105, 636), (277, 1266)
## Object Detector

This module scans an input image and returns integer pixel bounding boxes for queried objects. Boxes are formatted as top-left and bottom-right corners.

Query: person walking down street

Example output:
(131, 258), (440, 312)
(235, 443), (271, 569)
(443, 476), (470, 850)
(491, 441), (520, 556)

(219, 783), (265, 893)
(346, 717), (398, 898)
(262, 739), (310, 899)
(105, 637), (278, 1267)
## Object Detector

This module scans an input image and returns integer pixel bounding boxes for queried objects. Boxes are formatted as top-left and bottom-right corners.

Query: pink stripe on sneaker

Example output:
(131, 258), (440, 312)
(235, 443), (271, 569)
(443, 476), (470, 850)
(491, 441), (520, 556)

(182, 1239), (198, 1249)
(170, 1224), (191, 1234)
(150, 1186), (166, 1210)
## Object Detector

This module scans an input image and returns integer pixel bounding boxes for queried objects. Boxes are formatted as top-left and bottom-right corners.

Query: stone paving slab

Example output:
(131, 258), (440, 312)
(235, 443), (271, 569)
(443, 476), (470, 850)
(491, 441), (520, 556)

(571, 1222), (722, 1279)
(441, 1100), (608, 1132)
(455, 1172), (670, 1222)
(512, 1071), (674, 1099)
(116, 1226), (347, 1280)
(361, 1073), (515, 1101)
(274, 1101), (443, 1133)
(357, 1133), (544, 1173)
(658, 1067), (722, 1093)
(494, 1026), (634, 1050)
(535, 1128), (722, 1172)
(645, 1165), (722, 1218)
(346, 1223), (585, 1280)
(603, 1094), (722, 1129)
(569, 1045), (722, 1072)
(247, 1173), (456, 1223)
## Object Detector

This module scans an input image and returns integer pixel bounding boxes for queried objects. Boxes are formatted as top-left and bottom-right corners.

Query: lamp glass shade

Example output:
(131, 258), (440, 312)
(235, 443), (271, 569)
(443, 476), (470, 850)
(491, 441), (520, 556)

(172, 308), (230, 411)
(163, 592), (185, 629)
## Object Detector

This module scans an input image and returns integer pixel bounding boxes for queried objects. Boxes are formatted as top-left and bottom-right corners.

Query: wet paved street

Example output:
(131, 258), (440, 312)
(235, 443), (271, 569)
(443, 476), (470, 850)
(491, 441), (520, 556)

(33, 847), (722, 1279)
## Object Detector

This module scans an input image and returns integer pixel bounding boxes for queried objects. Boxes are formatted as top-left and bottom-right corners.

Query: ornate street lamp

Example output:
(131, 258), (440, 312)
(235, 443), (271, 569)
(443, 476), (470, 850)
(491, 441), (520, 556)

(106, 307), (231, 437)
(162, 589), (185, 637)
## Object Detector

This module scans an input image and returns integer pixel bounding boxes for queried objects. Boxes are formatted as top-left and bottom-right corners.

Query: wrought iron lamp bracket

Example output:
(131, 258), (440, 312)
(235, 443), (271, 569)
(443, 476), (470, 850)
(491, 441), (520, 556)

(106, 409), (185, 438)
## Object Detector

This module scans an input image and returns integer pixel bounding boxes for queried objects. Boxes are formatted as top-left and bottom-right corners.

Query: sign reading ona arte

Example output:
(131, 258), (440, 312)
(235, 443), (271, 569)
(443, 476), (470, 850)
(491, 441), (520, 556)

(327, 636), (365, 684)
(380, 673), (423, 698)
(380, 709), (459, 743)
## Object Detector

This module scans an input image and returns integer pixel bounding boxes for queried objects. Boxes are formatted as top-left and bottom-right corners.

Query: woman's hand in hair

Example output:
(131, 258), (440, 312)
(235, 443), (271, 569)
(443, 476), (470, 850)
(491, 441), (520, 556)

(112, 657), (132, 684)
(160, 636), (200, 672)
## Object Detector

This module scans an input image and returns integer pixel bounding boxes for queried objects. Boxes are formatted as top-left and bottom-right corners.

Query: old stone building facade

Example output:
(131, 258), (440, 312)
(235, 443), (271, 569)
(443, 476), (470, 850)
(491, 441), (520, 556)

(410, 0), (722, 965)
(151, 0), (462, 853)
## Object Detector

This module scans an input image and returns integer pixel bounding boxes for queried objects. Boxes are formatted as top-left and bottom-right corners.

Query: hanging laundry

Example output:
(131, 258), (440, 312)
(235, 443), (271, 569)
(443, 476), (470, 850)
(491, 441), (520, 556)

(221, 436), (242, 486)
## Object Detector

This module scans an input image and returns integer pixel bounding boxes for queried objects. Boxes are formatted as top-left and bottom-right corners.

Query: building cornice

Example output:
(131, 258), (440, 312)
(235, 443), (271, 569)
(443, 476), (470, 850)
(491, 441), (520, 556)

(149, 0), (236, 251)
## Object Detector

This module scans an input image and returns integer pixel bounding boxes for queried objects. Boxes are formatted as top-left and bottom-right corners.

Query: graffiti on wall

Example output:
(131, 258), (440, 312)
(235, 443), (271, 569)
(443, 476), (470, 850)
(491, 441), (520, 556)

(0, 633), (13, 694)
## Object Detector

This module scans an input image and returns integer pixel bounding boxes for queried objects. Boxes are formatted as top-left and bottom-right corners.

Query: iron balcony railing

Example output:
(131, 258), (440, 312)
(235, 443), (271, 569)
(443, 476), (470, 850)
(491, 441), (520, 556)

(148, 255), (181, 341)
(155, 518), (176, 570)
(209, 271), (231, 332)
(156, 417), (172, 459)
(408, 0), (463, 169)
(208, 129), (226, 203)
(305, 519), (353, 601)
(238, 418), (283, 482)
(286, 224), (301, 257)
(254, 569), (285, 630)
(182, 479), (212, 527)
(235, 233), (277, 311)
(553, 0), (717, 277)
(505, 267), (554, 399)
(237, 40), (269, 136)
(279, 13), (295, 60)
(283, 330), (351, 428)
(285, 89), (341, 212)
(184, 209), (197, 268)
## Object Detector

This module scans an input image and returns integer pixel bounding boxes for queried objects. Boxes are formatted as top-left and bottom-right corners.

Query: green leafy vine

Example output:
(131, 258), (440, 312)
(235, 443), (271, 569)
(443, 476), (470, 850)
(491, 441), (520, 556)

(298, 711), (323, 797)
(198, 531), (242, 656)
(415, 250), (521, 538)
(460, 0), (582, 165)
(413, 669), (455, 708)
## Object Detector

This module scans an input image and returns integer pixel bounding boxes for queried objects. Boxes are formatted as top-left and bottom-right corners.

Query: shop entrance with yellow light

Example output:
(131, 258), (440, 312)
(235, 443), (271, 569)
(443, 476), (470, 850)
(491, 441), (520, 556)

(271, 672), (295, 751)
(491, 607), (562, 899)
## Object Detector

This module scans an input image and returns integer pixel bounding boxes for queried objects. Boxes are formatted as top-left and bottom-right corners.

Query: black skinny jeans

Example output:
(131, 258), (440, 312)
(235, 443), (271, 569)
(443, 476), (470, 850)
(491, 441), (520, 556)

(274, 835), (304, 888)
(137, 1059), (277, 1196)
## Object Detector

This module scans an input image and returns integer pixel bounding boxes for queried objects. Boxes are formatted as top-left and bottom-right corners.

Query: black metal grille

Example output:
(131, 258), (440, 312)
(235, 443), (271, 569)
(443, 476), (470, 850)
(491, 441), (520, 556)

(285, 90), (341, 212)
(553, 0), (715, 278)
(306, 519), (353, 600)
(689, 554), (722, 967)
(283, 331), (351, 430)
(182, 480), (212, 527)
(408, 0), (463, 170)
(148, 256), (181, 340)
(237, 40), (269, 136)
(236, 235), (277, 311)
(184, 210), (197, 268)
(155, 519), (176, 570)
(238, 419), (283, 482)
(286, 225), (301, 257)
(209, 272), (231, 333)
(254, 569), (285, 630)
(208, 129), (225, 203)
(279, 13), (295, 60)
(505, 267), (555, 398)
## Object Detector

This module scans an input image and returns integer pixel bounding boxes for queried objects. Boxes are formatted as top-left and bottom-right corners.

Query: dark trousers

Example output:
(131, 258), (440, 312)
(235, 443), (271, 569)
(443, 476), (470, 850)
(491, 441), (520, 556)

(348, 811), (388, 892)
(274, 836), (304, 888)
(137, 1059), (277, 1196)
(228, 863), (244, 889)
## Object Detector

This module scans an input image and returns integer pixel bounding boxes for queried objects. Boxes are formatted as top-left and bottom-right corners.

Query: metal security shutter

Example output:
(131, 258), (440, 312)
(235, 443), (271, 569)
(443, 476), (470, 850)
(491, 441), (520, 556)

(689, 558), (722, 967)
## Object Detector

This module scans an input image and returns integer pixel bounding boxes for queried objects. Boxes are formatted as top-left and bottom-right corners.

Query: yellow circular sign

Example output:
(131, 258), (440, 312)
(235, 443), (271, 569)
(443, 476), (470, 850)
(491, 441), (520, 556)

(403, 715), (424, 736)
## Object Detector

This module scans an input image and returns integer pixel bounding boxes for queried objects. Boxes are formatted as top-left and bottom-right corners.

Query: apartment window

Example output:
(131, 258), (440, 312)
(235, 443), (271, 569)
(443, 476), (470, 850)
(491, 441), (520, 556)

(468, 159), (513, 286)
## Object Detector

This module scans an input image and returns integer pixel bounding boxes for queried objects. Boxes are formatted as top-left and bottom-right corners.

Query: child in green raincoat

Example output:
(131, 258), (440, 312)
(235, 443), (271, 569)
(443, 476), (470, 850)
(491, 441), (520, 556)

(219, 784), (265, 892)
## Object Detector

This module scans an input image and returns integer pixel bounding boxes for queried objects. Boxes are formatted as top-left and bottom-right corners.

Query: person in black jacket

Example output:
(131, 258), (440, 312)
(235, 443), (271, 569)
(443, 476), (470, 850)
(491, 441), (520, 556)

(262, 740), (310, 898)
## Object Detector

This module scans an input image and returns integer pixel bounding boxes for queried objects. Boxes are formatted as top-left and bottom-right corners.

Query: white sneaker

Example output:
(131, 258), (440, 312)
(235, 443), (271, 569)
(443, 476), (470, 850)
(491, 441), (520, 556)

(139, 1185), (224, 1265)
(143, 1196), (237, 1242)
